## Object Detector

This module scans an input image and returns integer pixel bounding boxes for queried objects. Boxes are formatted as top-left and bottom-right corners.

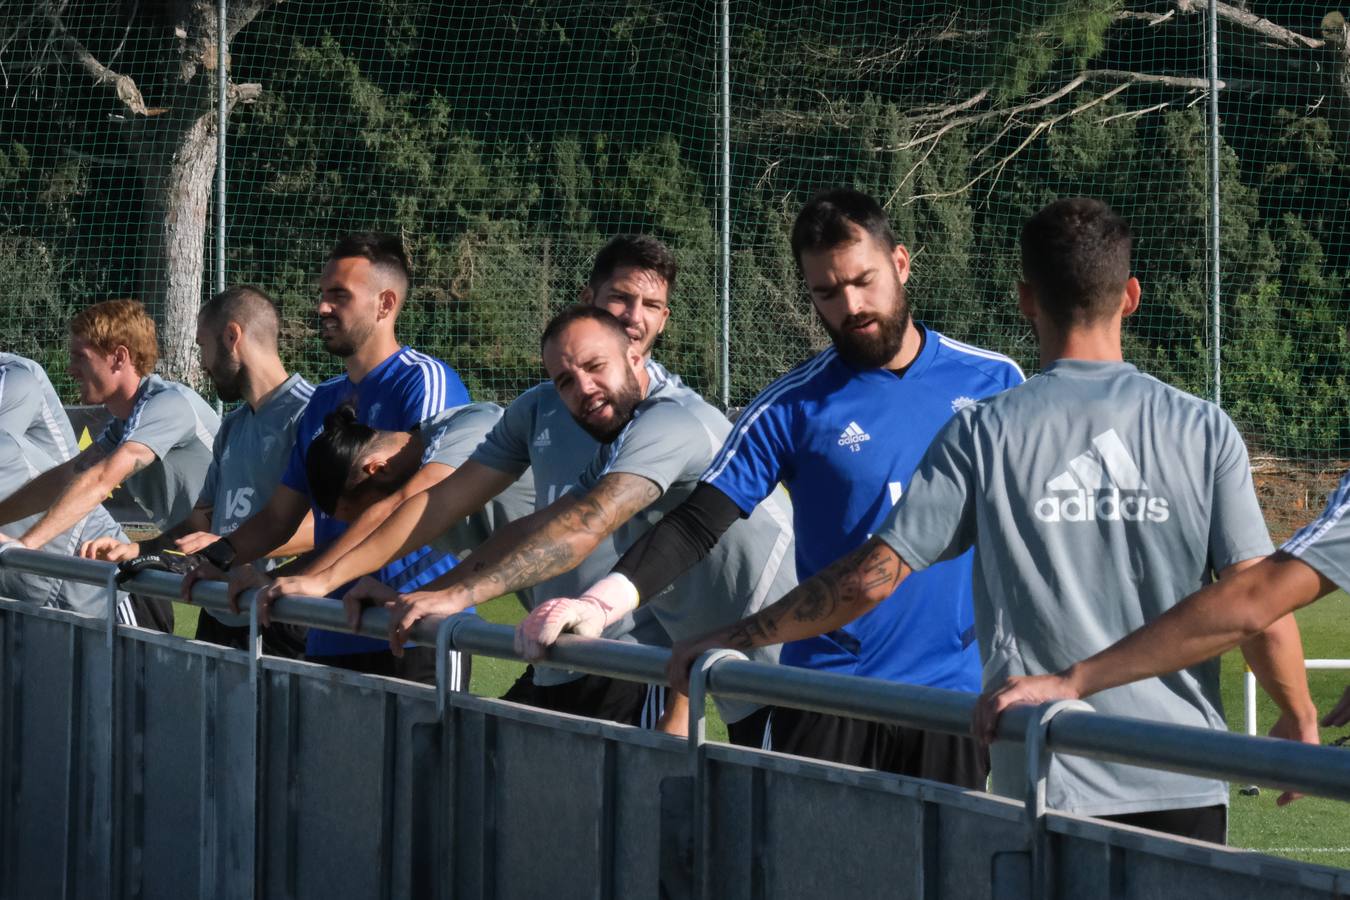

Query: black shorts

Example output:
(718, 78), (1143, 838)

(193, 609), (308, 659)
(121, 592), (174, 634)
(726, 706), (772, 748)
(1100, 804), (1227, 844)
(501, 665), (649, 726)
(766, 707), (989, 789)
(310, 645), (470, 690)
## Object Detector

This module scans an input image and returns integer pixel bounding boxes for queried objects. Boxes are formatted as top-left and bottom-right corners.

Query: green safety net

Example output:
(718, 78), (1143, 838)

(0, 2), (1346, 533)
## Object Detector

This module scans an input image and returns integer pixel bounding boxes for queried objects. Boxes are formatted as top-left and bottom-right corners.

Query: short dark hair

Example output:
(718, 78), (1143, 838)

(329, 232), (413, 297)
(198, 285), (280, 349)
(305, 402), (379, 517)
(587, 235), (678, 294)
(1020, 198), (1133, 328)
(540, 305), (631, 355)
(790, 187), (898, 265)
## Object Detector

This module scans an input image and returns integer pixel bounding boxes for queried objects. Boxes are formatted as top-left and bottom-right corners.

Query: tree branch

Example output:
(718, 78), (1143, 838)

(1171, 0), (1323, 50)
(45, 3), (149, 115)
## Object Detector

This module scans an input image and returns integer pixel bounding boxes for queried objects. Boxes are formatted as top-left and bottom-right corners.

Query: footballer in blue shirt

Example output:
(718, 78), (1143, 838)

(519, 188), (1022, 788)
(181, 233), (470, 683)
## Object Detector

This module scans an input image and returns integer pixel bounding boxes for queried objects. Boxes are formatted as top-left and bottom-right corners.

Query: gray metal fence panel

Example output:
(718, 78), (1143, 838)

(0, 605), (111, 900)
(257, 660), (438, 900)
(436, 694), (686, 900)
(1048, 816), (1350, 900)
(3, 552), (1350, 900)
(700, 746), (1026, 900)
(111, 634), (254, 900)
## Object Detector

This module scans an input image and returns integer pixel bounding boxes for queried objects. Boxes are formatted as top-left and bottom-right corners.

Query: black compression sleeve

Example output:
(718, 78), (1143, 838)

(612, 482), (745, 601)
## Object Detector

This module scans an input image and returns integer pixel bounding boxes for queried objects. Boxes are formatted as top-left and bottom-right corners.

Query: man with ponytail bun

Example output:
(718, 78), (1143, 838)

(181, 233), (470, 682)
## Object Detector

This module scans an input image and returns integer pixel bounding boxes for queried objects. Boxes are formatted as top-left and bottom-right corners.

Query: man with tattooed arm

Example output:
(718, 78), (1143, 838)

(337, 306), (798, 743)
(520, 187), (1021, 787)
(662, 198), (1317, 842)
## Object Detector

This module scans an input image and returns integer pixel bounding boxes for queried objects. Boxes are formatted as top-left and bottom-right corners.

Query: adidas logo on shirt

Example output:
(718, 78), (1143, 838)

(1034, 429), (1170, 523)
(534, 428), (552, 447)
(837, 421), (871, 452)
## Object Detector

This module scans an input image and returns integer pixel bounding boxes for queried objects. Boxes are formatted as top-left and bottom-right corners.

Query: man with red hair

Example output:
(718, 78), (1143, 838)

(0, 300), (219, 581)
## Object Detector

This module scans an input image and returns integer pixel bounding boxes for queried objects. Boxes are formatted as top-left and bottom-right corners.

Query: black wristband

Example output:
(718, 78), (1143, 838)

(200, 536), (237, 572)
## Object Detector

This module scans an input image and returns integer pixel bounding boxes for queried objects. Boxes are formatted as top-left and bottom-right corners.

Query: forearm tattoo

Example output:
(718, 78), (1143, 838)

(461, 473), (661, 600)
(723, 539), (904, 651)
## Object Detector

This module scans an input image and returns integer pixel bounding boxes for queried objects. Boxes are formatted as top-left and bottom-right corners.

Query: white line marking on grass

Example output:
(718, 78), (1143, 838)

(1262, 848), (1350, 853)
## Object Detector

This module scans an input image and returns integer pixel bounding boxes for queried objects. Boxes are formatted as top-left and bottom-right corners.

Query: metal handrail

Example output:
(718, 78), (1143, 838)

(4, 545), (1349, 803)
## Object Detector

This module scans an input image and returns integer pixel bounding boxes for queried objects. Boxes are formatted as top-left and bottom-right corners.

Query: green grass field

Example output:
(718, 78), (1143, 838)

(173, 590), (1350, 867)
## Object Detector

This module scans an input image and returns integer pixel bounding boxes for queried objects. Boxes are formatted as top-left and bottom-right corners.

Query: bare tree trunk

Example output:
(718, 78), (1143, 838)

(34, 0), (274, 385)
(148, 107), (217, 385)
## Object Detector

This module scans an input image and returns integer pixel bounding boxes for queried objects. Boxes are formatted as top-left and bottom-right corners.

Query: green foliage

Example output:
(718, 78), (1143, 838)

(0, 0), (1346, 459)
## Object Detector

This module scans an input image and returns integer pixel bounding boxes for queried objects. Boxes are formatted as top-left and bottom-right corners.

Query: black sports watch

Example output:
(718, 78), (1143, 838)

(200, 536), (238, 572)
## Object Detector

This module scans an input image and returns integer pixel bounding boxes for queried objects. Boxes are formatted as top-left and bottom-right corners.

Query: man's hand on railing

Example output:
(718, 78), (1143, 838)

(376, 581), (474, 656)
(514, 575), (640, 660)
(971, 673), (1081, 746)
(513, 596), (609, 660)
(80, 536), (141, 562)
(1322, 684), (1350, 728)
(665, 634), (728, 695)
(175, 531), (221, 555)
(1267, 711), (1321, 806)
(181, 559), (226, 602)
(259, 574), (334, 626)
(224, 566), (269, 619)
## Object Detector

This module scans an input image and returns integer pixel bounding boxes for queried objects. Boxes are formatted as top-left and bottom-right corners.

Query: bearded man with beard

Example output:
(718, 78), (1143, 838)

(334, 305), (798, 744)
(180, 234), (470, 681)
(81, 286), (314, 654)
(518, 187), (1023, 786)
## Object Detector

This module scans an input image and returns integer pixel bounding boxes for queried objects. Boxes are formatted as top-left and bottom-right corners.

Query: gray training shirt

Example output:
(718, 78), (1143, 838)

(1281, 468), (1350, 593)
(419, 401), (536, 577)
(0, 431), (132, 618)
(0, 353), (79, 463)
(95, 375), (220, 529)
(470, 360), (684, 686)
(197, 374), (313, 626)
(875, 359), (1273, 817)
(572, 381), (799, 723)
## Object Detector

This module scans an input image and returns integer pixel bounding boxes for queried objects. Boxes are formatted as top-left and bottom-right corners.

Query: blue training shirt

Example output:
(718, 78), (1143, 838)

(281, 346), (472, 656)
(700, 325), (1024, 688)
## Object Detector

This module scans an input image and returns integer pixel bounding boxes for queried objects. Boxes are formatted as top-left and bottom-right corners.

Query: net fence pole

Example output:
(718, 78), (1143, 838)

(1207, 0), (1222, 406)
(215, 0), (228, 299)
(719, 0), (732, 410)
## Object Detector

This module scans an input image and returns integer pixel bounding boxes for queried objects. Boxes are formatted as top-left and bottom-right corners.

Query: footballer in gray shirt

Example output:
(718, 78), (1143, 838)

(0, 301), (220, 566)
(0, 352), (79, 463)
(873, 359), (1271, 815)
(0, 432), (136, 621)
(191, 373), (313, 627)
(977, 466), (1350, 769)
(95, 374), (219, 528)
(360, 306), (797, 733)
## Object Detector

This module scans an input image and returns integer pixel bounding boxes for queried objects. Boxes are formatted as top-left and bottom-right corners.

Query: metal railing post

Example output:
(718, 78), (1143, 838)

(1025, 700), (1094, 900)
(688, 649), (746, 900)
(101, 562), (123, 900)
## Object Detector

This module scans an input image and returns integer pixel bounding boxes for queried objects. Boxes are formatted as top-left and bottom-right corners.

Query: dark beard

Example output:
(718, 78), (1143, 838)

(820, 283), (911, 369)
(576, 372), (644, 443)
(206, 341), (245, 402)
(320, 318), (375, 358)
